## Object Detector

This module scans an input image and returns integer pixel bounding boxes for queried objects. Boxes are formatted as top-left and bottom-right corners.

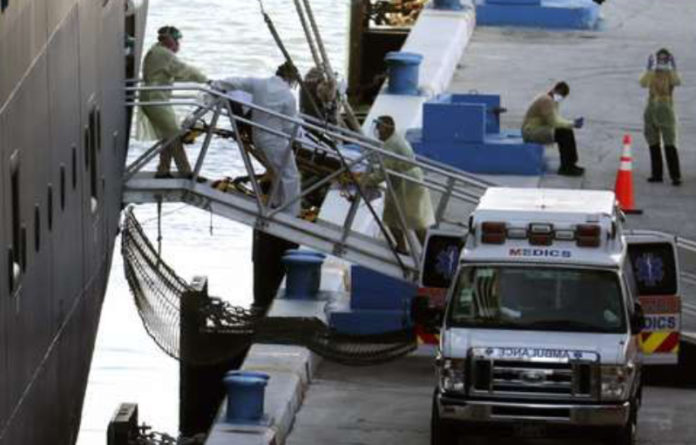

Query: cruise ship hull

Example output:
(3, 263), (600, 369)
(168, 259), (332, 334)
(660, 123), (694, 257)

(0, 0), (145, 443)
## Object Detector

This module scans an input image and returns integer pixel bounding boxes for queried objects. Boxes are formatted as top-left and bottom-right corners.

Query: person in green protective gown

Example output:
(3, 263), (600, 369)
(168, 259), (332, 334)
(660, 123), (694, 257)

(641, 48), (682, 186)
(522, 81), (585, 176)
(138, 26), (208, 178)
(365, 115), (435, 253)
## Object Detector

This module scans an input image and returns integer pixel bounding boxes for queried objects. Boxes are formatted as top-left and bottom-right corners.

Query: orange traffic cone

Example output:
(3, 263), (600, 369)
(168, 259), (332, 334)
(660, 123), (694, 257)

(614, 134), (643, 214)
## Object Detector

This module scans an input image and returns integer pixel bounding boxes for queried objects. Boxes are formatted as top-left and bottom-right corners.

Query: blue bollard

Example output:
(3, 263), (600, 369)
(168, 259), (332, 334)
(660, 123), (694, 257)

(433, 0), (463, 10)
(225, 370), (270, 382)
(284, 248), (327, 261)
(384, 52), (423, 96)
(284, 249), (326, 297)
(282, 252), (324, 299)
(222, 371), (269, 423)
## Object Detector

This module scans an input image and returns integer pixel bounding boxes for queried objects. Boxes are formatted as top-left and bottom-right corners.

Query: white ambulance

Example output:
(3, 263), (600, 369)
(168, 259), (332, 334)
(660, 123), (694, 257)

(428, 188), (680, 445)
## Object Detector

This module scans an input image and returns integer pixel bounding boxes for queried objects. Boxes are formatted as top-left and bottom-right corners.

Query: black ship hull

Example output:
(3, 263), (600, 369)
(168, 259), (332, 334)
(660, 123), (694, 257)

(1, 0), (147, 443)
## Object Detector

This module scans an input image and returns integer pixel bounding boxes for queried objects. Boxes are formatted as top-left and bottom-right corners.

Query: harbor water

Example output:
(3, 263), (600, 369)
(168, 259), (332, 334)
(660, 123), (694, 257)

(77, 1), (349, 442)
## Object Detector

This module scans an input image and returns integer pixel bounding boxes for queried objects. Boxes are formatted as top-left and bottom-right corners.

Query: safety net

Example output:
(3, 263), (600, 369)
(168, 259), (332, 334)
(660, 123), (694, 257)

(121, 207), (417, 366)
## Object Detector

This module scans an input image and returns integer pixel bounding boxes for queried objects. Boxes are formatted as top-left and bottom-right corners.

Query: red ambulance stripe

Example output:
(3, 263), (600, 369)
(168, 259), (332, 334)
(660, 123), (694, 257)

(655, 332), (680, 353)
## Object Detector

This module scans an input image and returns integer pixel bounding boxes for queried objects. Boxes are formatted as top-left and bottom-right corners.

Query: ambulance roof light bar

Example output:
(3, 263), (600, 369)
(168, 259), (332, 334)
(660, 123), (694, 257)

(528, 223), (553, 246)
(481, 222), (506, 244)
(479, 221), (603, 248)
(576, 224), (602, 247)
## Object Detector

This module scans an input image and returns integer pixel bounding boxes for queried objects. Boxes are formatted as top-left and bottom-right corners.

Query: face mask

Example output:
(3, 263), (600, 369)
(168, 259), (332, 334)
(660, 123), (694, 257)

(553, 94), (564, 103)
(655, 62), (671, 71)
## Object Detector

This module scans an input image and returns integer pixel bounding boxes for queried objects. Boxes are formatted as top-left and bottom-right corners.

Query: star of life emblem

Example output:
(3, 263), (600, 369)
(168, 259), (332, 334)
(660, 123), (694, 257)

(635, 253), (664, 287)
(435, 246), (460, 281)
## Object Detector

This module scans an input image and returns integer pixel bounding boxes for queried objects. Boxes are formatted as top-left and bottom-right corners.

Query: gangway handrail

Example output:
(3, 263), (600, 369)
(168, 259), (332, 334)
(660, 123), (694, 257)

(123, 83), (493, 280)
(126, 84), (491, 195)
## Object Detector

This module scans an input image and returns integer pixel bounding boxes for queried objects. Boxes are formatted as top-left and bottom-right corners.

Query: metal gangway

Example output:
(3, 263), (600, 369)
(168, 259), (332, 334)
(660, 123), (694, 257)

(123, 83), (492, 281)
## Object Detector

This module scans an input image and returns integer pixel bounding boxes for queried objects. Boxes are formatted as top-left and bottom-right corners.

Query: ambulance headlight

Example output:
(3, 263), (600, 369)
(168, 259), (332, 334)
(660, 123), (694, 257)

(437, 357), (466, 393)
(601, 364), (633, 401)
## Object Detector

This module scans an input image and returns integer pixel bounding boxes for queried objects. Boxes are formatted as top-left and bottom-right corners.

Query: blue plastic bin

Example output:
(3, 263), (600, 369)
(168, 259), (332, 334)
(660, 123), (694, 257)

(282, 252), (324, 299)
(222, 372), (269, 422)
(384, 52), (423, 96)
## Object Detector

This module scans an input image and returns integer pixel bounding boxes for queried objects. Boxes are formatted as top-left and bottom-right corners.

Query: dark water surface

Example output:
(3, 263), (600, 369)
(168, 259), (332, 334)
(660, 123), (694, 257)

(77, 1), (349, 442)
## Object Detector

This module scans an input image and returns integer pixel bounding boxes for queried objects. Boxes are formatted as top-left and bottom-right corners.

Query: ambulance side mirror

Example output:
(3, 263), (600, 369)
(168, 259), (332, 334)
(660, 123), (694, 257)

(630, 302), (646, 334)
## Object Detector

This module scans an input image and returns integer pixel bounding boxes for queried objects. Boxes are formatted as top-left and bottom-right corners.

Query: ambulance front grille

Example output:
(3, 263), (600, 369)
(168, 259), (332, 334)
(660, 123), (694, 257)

(470, 359), (596, 401)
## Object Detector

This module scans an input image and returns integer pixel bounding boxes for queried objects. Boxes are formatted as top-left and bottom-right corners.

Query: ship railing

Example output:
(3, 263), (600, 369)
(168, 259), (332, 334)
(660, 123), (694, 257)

(123, 83), (491, 280)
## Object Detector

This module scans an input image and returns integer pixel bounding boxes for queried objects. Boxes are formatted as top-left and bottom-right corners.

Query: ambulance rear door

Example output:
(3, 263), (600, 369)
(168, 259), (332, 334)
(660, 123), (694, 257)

(625, 230), (681, 365)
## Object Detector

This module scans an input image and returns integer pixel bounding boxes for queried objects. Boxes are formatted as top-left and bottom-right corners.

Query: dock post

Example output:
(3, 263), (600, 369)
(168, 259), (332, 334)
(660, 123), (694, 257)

(106, 403), (138, 445)
(252, 229), (297, 312)
(179, 276), (252, 436)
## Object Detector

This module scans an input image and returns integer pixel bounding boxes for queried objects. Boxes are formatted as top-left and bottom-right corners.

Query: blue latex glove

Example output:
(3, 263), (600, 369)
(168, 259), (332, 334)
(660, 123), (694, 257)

(647, 54), (655, 71)
(573, 117), (585, 129)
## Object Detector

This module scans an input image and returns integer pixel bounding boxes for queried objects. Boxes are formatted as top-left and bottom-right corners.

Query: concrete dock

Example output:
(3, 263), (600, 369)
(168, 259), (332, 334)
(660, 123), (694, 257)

(285, 1), (696, 444)
(287, 351), (696, 445)
(448, 0), (696, 333)
(205, 1), (696, 443)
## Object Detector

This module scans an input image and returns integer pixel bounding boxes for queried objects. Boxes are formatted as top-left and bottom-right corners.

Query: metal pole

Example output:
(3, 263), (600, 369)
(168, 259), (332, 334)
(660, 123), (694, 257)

(224, 101), (267, 216)
(293, 0), (322, 68)
(192, 102), (223, 181)
(301, 0), (362, 133)
(434, 177), (455, 228)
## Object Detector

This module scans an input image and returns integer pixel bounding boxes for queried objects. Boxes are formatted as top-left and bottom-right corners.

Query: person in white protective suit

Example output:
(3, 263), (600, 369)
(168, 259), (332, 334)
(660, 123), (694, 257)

(213, 62), (302, 216)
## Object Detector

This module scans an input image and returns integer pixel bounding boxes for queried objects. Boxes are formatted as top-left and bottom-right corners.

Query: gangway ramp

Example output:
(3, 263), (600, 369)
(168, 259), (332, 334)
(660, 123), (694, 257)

(124, 173), (419, 279)
(122, 84), (490, 281)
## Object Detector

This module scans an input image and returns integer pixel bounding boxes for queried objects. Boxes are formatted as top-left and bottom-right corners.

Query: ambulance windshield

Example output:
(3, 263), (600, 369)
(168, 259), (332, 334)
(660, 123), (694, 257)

(448, 266), (626, 333)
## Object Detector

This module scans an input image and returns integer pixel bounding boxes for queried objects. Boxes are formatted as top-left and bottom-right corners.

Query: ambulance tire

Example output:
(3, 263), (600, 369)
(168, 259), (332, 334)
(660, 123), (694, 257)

(431, 391), (458, 445)
(610, 401), (637, 445)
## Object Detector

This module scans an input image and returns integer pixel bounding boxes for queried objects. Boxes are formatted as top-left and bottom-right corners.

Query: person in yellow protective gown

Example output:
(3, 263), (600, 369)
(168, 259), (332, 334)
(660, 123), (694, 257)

(522, 81), (585, 176)
(139, 26), (208, 178)
(365, 115), (435, 253)
(641, 48), (682, 186)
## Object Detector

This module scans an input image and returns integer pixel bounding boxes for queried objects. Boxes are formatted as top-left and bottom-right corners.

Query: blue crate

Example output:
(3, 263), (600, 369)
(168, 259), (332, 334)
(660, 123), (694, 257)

(407, 93), (544, 176)
(329, 309), (412, 335)
(350, 265), (417, 310)
(476, 0), (601, 30)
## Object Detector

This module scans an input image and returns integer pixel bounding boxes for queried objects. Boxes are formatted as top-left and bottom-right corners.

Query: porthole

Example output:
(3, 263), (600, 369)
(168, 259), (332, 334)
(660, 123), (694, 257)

(84, 125), (90, 170)
(34, 205), (40, 253)
(47, 185), (53, 231)
(7, 248), (13, 293)
(72, 145), (77, 189)
(20, 225), (27, 272)
(60, 165), (66, 210)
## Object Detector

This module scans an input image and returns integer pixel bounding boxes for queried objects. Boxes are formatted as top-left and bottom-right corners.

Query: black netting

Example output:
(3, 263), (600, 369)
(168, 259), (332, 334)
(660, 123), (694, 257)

(122, 207), (189, 359)
(121, 208), (417, 366)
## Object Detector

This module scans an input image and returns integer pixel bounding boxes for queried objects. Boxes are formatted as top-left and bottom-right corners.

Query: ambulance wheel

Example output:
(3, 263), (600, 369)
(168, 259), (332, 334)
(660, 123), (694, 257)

(431, 391), (458, 445)
(611, 401), (637, 445)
